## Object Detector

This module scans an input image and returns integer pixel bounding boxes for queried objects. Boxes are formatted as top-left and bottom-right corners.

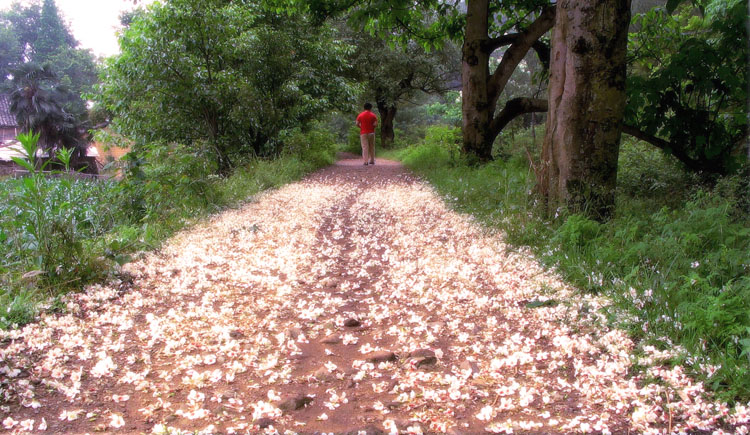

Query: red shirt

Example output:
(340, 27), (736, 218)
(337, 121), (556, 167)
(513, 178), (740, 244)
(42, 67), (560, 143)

(356, 110), (377, 134)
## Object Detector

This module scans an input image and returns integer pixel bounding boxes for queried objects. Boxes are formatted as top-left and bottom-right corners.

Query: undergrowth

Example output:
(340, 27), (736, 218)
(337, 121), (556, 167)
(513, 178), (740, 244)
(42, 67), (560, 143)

(397, 125), (750, 403)
(0, 126), (336, 329)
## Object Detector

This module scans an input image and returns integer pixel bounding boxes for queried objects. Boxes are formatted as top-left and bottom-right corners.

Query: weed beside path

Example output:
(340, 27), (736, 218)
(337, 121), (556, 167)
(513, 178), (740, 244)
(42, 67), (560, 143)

(0, 156), (747, 434)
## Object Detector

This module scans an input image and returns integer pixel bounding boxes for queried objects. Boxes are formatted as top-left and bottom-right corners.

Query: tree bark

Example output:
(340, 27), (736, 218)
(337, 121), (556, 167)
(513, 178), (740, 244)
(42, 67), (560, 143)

(461, 0), (493, 162)
(377, 101), (397, 149)
(490, 98), (548, 137)
(461, 2), (555, 162)
(540, 0), (631, 221)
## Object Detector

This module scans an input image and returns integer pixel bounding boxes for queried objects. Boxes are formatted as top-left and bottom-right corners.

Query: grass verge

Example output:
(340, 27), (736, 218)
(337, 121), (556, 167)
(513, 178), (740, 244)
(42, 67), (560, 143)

(396, 125), (750, 403)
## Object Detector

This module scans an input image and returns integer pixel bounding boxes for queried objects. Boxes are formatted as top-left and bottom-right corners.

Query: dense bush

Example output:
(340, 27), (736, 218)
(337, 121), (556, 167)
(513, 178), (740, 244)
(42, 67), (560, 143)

(282, 125), (337, 168)
(399, 125), (461, 170)
(0, 172), (120, 326)
(398, 125), (750, 402)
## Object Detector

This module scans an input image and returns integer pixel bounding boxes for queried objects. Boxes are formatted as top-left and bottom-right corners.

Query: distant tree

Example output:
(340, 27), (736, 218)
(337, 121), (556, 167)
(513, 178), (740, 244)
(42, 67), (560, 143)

(99, 0), (354, 174)
(34, 0), (76, 61)
(343, 26), (459, 147)
(0, 0), (96, 100)
(0, 1), (41, 61)
(8, 63), (88, 162)
(47, 47), (98, 103)
(0, 25), (21, 80)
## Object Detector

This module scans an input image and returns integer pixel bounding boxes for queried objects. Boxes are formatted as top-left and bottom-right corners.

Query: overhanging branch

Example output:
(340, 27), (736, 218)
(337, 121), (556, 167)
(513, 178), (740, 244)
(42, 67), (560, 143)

(621, 124), (725, 174)
(487, 6), (555, 105)
(531, 40), (550, 70)
(483, 35), (550, 71)
(490, 97), (548, 136)
(481, 34), (520, 54)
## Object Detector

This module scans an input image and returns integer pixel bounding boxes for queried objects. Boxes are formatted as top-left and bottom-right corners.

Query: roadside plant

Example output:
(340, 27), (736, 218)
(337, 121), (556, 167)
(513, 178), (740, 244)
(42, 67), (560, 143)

(7, 132), (100, 284)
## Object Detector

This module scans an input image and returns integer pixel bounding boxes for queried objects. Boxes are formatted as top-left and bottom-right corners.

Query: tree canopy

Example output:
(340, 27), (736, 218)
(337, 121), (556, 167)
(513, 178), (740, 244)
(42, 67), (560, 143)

(98, 0), (356, 174)
(339, 22), (459, 147)
(1, 0), (97, 128)
(8, 62), (88, 160)
(624, 0), (748, 175)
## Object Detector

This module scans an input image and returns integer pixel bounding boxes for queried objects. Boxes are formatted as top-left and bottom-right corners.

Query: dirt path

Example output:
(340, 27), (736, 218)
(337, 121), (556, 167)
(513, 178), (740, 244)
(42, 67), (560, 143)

(1, 155), (747, 434)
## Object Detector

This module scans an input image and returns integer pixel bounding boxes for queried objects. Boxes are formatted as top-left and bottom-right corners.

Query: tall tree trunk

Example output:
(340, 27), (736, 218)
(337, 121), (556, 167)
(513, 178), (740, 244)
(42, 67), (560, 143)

(540, 0), (631, 221)
(377, 101), (397, 149)
(461, 0), (493, 162)
(206, 111), (233, 176)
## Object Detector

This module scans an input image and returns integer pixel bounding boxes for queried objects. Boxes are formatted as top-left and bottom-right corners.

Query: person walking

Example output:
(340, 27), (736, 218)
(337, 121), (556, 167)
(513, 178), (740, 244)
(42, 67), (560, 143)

(356, 103), (377, 165)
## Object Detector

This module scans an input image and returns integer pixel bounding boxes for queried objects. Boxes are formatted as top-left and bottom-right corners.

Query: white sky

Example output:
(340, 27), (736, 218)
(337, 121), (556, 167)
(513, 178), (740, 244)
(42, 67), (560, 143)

(0, 0), (153, 58)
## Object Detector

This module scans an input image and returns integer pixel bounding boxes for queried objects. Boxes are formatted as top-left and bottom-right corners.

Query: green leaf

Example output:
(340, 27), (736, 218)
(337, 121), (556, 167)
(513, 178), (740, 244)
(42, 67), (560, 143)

(525, 299), (558, 309)
(666, 0), (686, 13)
(114, 254), (133, 266)
(11, 156), (35, 172)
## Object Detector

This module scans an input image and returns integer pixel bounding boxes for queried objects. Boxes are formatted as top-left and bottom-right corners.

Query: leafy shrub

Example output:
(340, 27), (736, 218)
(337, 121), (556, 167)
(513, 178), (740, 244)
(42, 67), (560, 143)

(425, 91), (461, 126)
(713, 166), (750, 218)
(343, 125), (364, 154)
(555, 214), (602, 248)
(0, 133), (116, 286)
(115, 140), (218, 223)
(282, 125), (337, 168)
(616, 138), (701, 204)
(399, 125), (462, 170)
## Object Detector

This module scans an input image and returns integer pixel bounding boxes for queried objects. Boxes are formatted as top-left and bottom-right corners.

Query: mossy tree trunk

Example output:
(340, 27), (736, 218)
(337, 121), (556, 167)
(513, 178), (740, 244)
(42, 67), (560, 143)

(461, 0), (493, 162)
(540, 0), (631, 220)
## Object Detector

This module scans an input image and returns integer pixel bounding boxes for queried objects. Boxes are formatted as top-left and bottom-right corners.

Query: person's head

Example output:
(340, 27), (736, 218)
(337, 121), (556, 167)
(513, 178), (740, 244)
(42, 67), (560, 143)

(363, 102), (372, 111)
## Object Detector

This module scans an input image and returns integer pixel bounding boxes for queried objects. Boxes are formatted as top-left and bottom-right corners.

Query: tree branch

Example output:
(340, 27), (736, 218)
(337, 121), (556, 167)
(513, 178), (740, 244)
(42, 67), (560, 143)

(531, 40), (550, 70)
(481, 33), (520, 54)
(490, 97), (548, 136)
(620, 124), (718, 173)
(487, 6), (555, 105)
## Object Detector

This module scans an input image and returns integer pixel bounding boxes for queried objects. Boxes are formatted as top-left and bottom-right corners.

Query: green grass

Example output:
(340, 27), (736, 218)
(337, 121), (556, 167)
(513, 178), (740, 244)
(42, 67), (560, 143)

(0, 127), (337, 329)
(396, 125), (750, 403)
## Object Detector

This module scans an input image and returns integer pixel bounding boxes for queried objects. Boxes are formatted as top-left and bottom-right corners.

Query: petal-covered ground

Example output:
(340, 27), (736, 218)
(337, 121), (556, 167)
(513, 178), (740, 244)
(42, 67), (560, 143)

(1, 156), (748, 434)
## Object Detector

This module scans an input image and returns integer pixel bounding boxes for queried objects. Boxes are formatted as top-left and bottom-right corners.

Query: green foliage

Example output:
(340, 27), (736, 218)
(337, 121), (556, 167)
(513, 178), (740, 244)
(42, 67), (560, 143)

(0, 24), (21, 79)
(616, 137), (701, 202)
(340, 23), (459, 108)
(1, 133), (111, 289)
(8, 63), (89, 158)
(425, 91), (462, 126)
(98, 0), (355, 173)
(398, 126), (750, 401)
(281, 125), (337, 168)
(555, 214), (602, 248)
(626, 0), (748, 174)
(0, 0), (97, 98)
(34, 0), (75, 61)
(398, 125), (461, 170)
(0, 290), (37, 330)
(310, 0), (547, 49)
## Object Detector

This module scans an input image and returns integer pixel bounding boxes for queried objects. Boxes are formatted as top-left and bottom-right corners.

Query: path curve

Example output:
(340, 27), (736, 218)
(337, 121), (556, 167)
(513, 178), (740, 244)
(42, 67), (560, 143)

(0, 155), (747, 434)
